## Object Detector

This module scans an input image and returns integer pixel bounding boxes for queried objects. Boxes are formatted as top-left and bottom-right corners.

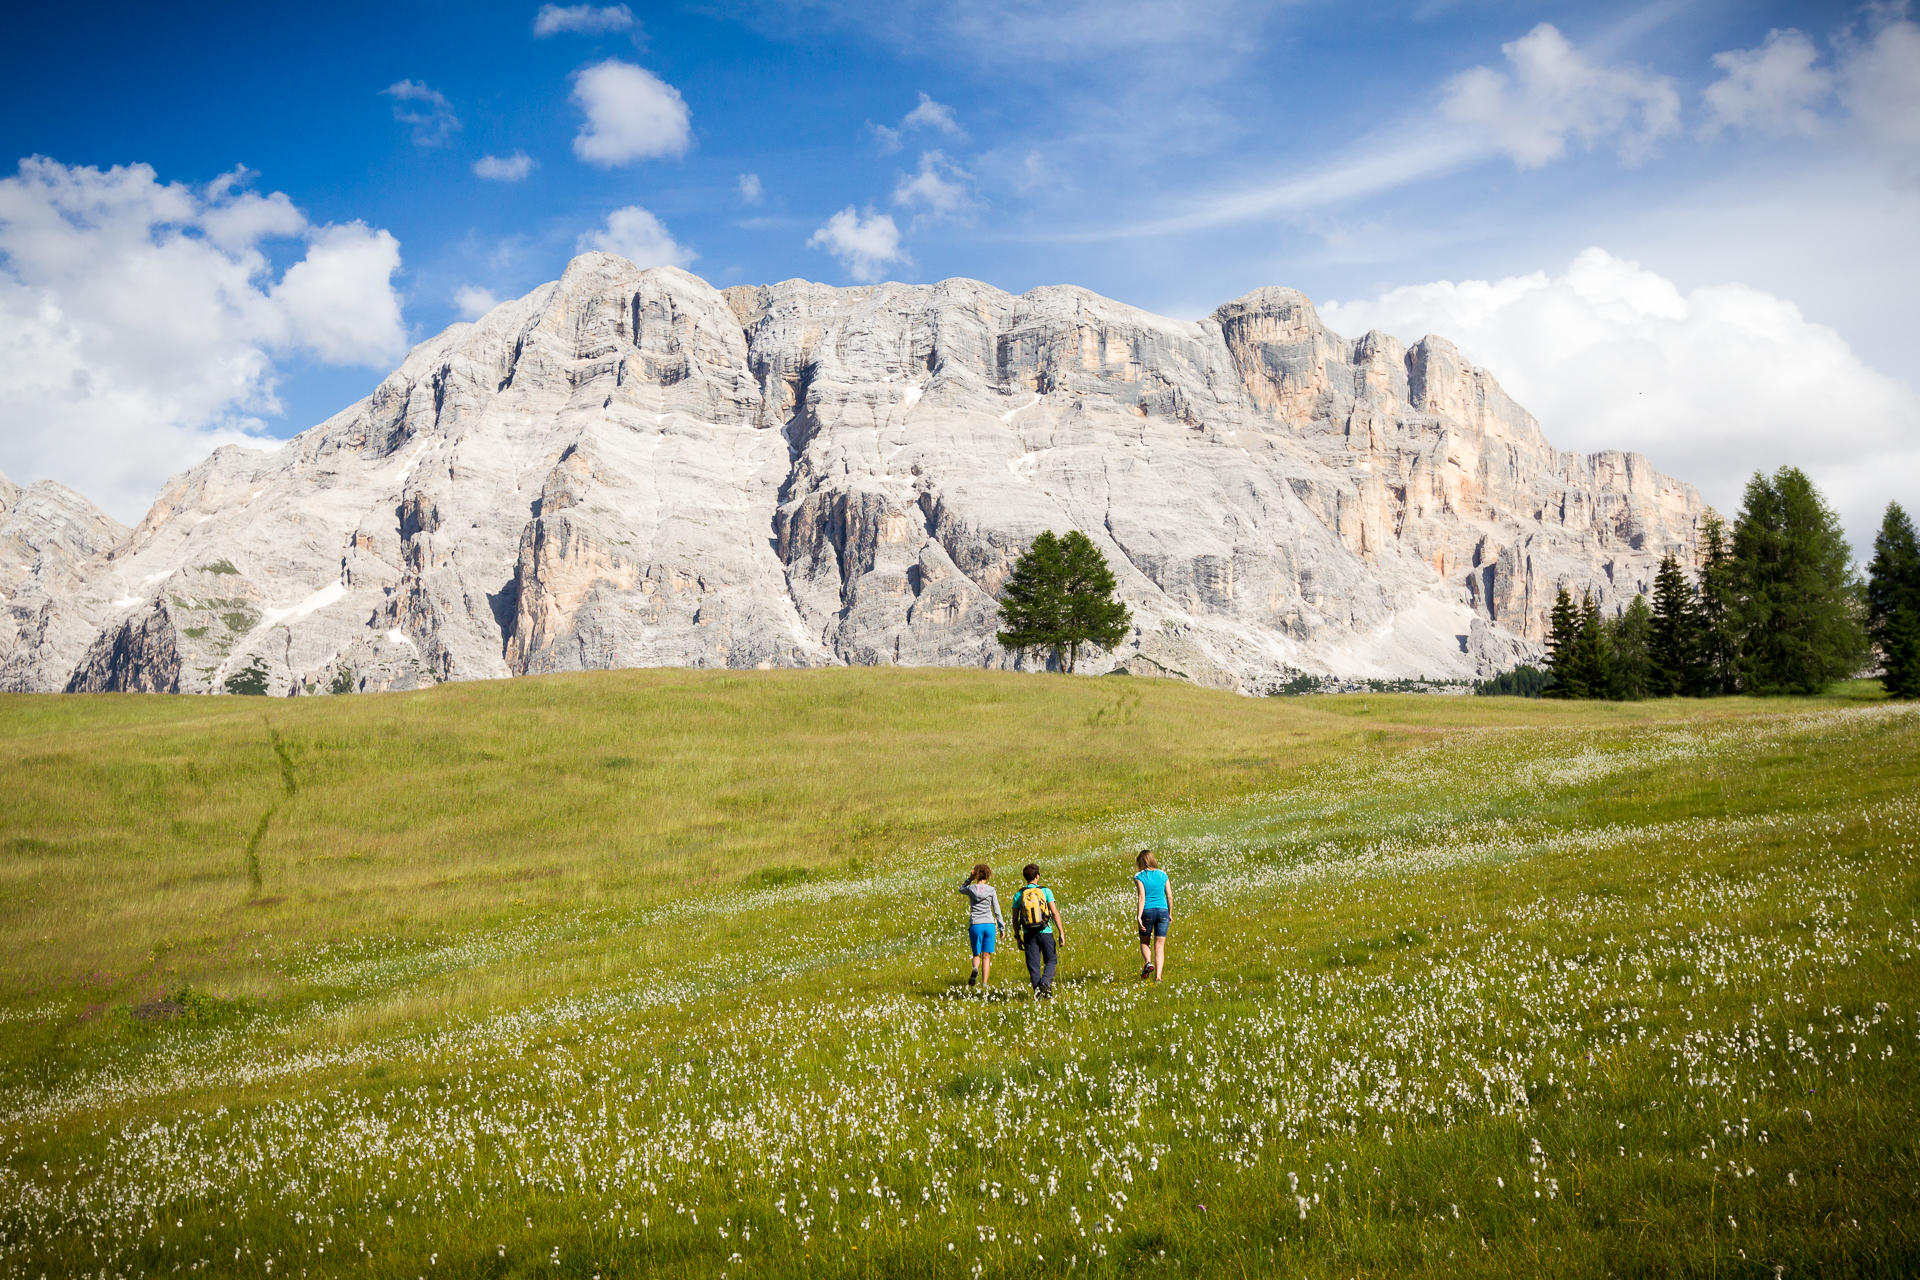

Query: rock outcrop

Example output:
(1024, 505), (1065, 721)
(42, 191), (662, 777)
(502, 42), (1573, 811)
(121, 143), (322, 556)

(2, 255), (1706, 696)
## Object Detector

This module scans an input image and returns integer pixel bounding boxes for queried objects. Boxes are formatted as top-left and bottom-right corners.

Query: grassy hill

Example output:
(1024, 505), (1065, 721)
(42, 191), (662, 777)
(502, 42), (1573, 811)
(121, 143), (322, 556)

(0, 670), (1915, 1277)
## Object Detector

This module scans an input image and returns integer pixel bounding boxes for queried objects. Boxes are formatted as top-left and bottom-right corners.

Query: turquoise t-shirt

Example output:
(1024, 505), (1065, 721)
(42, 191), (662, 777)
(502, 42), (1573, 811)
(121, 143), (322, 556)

(1134, 868), (1169, 910)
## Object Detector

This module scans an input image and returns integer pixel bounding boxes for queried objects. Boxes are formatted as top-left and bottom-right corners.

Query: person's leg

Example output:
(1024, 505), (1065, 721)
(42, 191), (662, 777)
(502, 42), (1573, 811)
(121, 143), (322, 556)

(1139, 930), (1154, 976)
(1024, 933), (1045, 991)
(1039, 932), (1058, 993)
(1153, 934), (1167, 979)
(982, 951), (992, 985)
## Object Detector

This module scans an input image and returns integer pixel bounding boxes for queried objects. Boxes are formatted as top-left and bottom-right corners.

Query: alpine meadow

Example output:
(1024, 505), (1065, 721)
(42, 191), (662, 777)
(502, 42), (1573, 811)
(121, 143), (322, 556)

(1, 670), (1916, 1278)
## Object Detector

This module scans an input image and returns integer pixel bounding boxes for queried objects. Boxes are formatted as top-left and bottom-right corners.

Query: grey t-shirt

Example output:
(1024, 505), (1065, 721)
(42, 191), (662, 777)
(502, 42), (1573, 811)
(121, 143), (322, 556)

(959, 879), (1004, 926)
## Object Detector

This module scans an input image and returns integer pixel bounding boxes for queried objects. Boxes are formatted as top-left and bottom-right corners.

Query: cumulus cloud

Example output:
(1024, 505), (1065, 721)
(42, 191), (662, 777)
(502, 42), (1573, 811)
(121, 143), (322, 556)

(473, 152), (537, 181)
(533, 3), (634, 36)
(892, 150), (974, 222)
(1441, 24), (1680, 167)
(570, 60), (692, 166)
(576, 205), (696, 268)
(807, 207), (907, 282)
(1838, 8), (1920, 185)
(454, 285), (502, 320)
(1320, 248), (1920, 548)
(1702, 28), (1833, 137)
(382, 80), (462, 147)
(871, 92), (963, 153)
(0, 158), (409, 521)
(737, 172), (764, 204)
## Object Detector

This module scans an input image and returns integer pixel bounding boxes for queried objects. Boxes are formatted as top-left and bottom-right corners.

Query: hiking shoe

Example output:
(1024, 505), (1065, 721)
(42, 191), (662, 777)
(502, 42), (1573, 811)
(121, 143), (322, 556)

(1140, 964), (1154, 980)
(968, 970), (978, 987)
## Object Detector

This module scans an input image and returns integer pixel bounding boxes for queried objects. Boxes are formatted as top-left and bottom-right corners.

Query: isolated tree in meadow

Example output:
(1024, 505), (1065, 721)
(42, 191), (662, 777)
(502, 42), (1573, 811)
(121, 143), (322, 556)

(1648, 553), (1701, 698)
(1607, 593), (1653, 701)
(996, 530), (1132, 674)
(1866, 501), (1920, 699)
(1694, 513), (1738, 696)
(1543, 587), (1584, 698)
(1727, 467), (1867, 695)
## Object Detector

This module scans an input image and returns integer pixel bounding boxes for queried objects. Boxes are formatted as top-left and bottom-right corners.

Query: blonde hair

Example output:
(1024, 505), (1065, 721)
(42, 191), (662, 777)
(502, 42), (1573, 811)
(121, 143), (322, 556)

(971, 863), (992, 883)
(1136, 849), (1158, 870)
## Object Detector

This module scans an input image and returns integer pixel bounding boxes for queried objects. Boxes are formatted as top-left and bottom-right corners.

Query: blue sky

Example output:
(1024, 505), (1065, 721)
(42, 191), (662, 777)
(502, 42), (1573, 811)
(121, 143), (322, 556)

(2, 0), (1916, 546)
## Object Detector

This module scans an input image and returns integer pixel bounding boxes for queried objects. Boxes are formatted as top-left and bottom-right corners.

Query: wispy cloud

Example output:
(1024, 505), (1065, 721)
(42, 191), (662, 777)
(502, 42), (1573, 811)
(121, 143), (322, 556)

(807, 207), (907, 281)
(473, 152), (537, 181)
(453, 285), (502, 319)
(577, 205), (696, 268)
(533, 3), (635, 36)
(892, 150), (973, 224)
(737, 172), (764, 204)
(382, 80), (462, 148)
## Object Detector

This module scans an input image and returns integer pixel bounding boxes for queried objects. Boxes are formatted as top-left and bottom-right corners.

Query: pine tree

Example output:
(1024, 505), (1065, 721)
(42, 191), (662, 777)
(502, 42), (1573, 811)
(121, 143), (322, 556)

(1608, 593), (1653, 700)
(1694, 513), (1737, 696)
(1571, 591), (1613, 700)
(1727, 467), (1868, 695)
(1866, 501), (1920, 699)
(996, 530), (1132, 673)
(1543, 587), (1584, 698)
(1648, 554), (1699, 697)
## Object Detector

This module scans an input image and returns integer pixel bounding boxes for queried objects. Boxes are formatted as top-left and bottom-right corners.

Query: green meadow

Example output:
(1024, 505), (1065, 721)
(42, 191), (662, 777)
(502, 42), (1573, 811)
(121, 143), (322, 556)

(0, 669), (1916, 1278)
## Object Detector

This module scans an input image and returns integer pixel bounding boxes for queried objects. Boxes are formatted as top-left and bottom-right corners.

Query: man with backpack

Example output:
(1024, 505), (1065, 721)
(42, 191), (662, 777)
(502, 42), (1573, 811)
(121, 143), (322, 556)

(1012, 863), (1067, 998)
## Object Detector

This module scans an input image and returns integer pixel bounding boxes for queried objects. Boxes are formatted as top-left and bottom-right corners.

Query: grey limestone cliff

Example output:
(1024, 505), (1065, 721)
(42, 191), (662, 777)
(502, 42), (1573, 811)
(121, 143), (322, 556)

(0, 254), (1706, 696)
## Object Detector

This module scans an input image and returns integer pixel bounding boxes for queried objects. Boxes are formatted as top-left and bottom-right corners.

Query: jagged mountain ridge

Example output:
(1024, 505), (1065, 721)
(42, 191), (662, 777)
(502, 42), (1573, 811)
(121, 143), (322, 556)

(0, 253), (1704, 696)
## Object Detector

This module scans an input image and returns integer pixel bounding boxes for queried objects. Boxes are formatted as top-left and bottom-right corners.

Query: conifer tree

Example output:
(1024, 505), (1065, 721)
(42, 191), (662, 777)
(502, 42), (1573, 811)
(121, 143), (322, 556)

(1694, 513), (1738, 696)
(1727, 467), (1867, 695)
(1570, 591), (1613, 700)
(1543, 587), (1584, 698)
(1607, 593), (1653, 700)
(1866, 501), (1920, 699)
(996, 530), (1132, 673)
(1648, 554), (1699, 697)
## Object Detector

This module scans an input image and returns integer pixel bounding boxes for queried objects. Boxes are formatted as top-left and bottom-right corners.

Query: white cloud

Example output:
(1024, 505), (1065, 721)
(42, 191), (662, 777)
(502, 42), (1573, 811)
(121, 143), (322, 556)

(902, 92), (964, 137)
(1320, 248), (1920, 550)
(570, 60), (692, 166)
(1702, 28), (1833, 137)
(454, 285), (501, 320)
(871, 92), (964, 153)
(737, 172), (764, 205)
(0, 158), (409, 521)
(892, 150), (974, 222)
(533, 3), (634, 35)
(807, 207), (908, 282)
(1440, 23), (1680, 167)
(382, 80), (461, 148)
(1838, 9), (1920, 186)
(576, 205), (696, 268)
(473, 152), (537, 181)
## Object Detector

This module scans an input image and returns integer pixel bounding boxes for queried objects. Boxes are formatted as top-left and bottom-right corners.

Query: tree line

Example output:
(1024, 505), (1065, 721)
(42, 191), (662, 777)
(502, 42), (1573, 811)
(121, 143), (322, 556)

(1505, 466), (1919, 700)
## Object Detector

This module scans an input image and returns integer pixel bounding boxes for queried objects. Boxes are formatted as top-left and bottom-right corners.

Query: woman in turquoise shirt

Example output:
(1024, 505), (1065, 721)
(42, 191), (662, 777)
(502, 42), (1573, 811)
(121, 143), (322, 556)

(1133, 849), (1172, 981)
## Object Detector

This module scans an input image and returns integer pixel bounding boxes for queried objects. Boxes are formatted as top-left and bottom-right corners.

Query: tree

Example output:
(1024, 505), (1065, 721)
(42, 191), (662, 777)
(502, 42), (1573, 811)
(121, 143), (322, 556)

(1647, 554), (1700, 698)
(1867, 501), (1920, 699)
(996, 530), (1132, 674)
(1727, 467), (1868, 695)
(1607, 593), (1653, 700)
(1694, 513), (1737, 696)
(1474, 664), (1551, 697)
(1542, 587), (1584, 698)
(1569, 591), (1613, 700)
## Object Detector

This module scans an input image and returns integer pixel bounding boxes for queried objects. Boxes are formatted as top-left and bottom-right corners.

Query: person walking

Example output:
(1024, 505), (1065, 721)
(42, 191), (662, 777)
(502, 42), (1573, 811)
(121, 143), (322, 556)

(1134, 849), (1172, 981)
(958, 863), (1004, 987)
(1012, 863), (1067, 997)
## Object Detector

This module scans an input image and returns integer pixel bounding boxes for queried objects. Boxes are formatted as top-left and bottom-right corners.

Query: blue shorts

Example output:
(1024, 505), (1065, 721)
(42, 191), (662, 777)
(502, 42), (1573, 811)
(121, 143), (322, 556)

(1138, 908), (1170, 940)
(969, 923), (998, 955)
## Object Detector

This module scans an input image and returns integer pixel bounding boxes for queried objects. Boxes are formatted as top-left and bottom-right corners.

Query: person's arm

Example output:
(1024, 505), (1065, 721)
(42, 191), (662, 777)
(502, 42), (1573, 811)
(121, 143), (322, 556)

(1162, 876), (1172, 921)
(1049, 896), (1066, 944)
(992, 890), (1004, 928)
(1135, 876), (1145, 925)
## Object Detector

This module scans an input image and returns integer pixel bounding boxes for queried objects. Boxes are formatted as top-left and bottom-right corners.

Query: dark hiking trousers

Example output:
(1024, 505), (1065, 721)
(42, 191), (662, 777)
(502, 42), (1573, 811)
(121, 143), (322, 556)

(1023, 931), (1057, 994)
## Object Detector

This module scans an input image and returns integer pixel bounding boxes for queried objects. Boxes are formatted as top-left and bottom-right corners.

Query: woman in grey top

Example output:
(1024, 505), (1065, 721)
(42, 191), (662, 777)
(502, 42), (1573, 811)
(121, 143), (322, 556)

(958, 863), (1004, 987)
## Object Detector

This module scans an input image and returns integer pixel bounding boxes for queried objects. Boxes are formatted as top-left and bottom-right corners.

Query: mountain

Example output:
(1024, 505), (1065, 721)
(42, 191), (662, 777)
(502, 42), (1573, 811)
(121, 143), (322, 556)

(1, 254), (1704, 696)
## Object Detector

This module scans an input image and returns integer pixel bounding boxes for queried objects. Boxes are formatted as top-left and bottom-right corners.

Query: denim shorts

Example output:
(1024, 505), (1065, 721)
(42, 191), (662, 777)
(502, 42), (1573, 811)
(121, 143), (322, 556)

(969, 922), (998, 955)
(1138, 908), (1170, 939)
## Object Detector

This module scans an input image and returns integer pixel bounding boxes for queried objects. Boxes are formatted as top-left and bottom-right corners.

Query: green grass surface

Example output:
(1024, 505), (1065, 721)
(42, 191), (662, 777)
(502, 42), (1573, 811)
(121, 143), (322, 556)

(0, 670), (1916, 1277)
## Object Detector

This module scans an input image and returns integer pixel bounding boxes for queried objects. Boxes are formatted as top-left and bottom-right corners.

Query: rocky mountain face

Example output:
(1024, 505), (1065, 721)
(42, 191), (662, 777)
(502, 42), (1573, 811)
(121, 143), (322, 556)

(2, 254), (1705, 696)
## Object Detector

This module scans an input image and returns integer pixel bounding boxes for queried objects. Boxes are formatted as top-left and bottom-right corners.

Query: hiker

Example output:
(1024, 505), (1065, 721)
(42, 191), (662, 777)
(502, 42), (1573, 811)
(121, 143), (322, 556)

(958, 863), (1003, 987)
(1012, 863), (1067, 997)
(1134, 849), (1172, 981)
